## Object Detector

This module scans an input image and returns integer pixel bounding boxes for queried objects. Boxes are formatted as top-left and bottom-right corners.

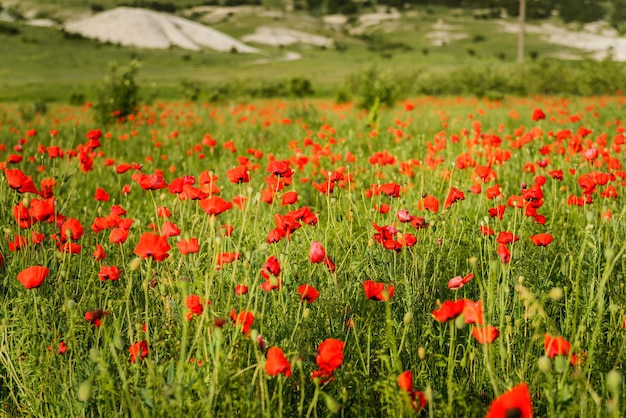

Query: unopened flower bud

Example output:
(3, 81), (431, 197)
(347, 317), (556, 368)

(538, 355), (551, 373)
(418, 346), (426, 360)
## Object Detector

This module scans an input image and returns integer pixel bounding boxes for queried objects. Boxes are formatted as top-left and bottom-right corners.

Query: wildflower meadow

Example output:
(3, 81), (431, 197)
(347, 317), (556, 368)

(1, 95), (625, 417)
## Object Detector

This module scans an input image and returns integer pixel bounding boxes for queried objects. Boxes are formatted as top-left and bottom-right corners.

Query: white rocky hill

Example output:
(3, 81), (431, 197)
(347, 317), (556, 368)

(64, 7), (259, 53)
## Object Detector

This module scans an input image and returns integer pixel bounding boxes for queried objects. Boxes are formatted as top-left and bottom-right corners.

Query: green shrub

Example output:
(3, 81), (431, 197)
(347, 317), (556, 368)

(0, 22), (20, 36)
(343, 66), (414, 109)
(94, 60), (141, 125)
(289, 77), (314, 98)
(181, 80), (201, 102)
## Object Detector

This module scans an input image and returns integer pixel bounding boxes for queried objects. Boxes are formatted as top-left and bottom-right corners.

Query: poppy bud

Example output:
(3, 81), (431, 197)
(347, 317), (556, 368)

(605, 247), (615, 261)
(322, 393), (341, 414)
(77, 380), (92, 402)
(129, 257), (142, 271)
(538, 355), (551, 373)
(89, 348), (102, 363)
(554, 356), (568, 373)
(548, 287), (563, 301)
(607, 370), (622, 394)
(454, 315), (465, 329)
(418, 347), (426, 360)
(403, 311), (413, 325)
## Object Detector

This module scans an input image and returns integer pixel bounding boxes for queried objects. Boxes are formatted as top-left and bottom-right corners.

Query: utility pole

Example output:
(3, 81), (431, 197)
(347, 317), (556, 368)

(518, 0), (526, 63)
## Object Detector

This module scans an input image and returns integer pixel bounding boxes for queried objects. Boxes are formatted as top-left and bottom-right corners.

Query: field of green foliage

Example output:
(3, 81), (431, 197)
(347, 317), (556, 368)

(1, 90), (626, 416)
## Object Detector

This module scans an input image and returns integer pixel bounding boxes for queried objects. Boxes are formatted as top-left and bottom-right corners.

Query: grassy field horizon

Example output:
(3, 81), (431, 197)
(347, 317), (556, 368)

(0, 3), (615, 103)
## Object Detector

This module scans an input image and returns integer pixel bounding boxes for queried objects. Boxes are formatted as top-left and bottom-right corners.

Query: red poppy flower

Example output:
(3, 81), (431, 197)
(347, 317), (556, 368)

(315, 338), (344, 375)
(157, 206), (171, 218)
(444, 187), (465, 209)
(462, 300), (483, 325)
(281, 190), (298, 206)
(185, 294), (206, 320)
(544, 333), (580, 366)
(298, 284), (320, 303)
(486, 383), (532, 418)
(98, 265), (121, 281)
(549, 169), (564, 180)
(312, 180), (335, 195)
(363, 280), (394, 301)
(530, 233), (553, 247)
(220, 224), (234, 236)
(5, 169), (38, 194)
(129, 340), (149, 363)
(323, 256), (336, 273)
(31, 231), (44, 245)
(309, 241), (326, 263)
(86, 129), (103, 141)
(85, 308), (109, 327)
(418, 195), (439, 213)
(474, 165), (497, 183)
(432, 299), (465, 322)
(110, 228), (130, 245)
(496, 231), (519, 245)
(94, 188), (110, 201)
(582, 147), (599, 161)
(397, 370), (427, 412)
(260, 276), (282, 292)
(226, 165), (249, 183)
(57, 241), (82, 254)
(396, 209), (413, 223)
(167, 176), (196, 194)
(93, 244), (107, 261)
(13, 202), (34, 229)
(17, 265), (49, 289)
(267, 160), (294, 177)
(532, 108), (545, 121)
(448, 273), (474, 290)
(134, 232), (171, 262)
(378, 182), (402, 198)
(60, 218), (85, 241)
(507, 195), (525, 208)
(472, 326), (500, 344)
(161, 221), (181, 238)
(230, 309), (254, 334)
(497, 244), (511, 263)
(199, 196), (233, 216)
(116, 163), (132, 174)
(8, 235), (28, 252)
(485, 184), (503, 199)
(216, 252), (241, 269)
(397, 233), (417, 247)
(265, 346), (291, 377)
(235, 284), (248, 295)
(488, 205), (506, 220)
(29, 198), (55, 222)
(131, 172), (167, 190)
(261, 255), (281, 279)
(480, 226), (495, 236)
(177, 238), (199, 255)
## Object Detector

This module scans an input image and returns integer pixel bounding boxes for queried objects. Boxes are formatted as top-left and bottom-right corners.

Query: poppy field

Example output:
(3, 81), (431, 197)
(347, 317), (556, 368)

(1, 95), (626, 417)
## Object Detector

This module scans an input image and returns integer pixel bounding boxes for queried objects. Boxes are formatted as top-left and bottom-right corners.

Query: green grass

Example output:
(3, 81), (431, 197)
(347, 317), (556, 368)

(0, 95), (625, 416)
(0, 5), (599, 103)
